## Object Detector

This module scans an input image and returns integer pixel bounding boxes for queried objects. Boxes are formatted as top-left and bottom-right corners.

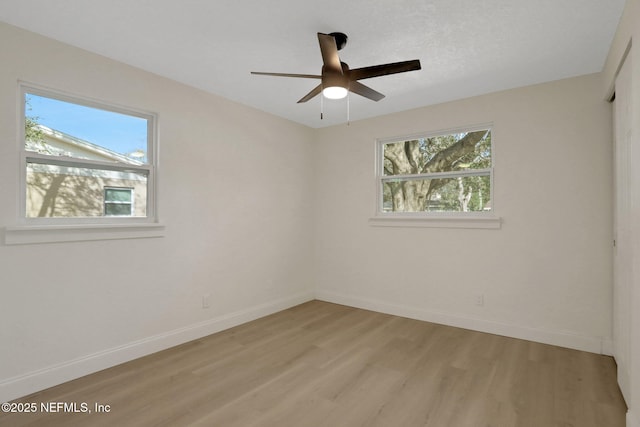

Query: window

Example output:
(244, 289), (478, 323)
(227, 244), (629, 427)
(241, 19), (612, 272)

(21, 85), (156, 224)
(104, 187), (134, 216)
(377, 126), (492, 215)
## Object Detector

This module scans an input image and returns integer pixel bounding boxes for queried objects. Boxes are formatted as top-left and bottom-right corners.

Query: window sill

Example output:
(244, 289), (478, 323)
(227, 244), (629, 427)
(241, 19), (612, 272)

(4, 222), (165, 245)
(368, 215), (502, 229)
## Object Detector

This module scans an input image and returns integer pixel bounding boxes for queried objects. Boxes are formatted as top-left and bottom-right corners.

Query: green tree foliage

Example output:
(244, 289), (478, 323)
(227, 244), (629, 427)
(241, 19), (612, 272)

(25, 97), (44, 145)
(383, 130), (491, 212)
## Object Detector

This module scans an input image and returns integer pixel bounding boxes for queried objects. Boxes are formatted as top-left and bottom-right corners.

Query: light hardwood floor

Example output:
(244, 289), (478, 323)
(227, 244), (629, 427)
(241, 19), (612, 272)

(1, 301), (627, 426)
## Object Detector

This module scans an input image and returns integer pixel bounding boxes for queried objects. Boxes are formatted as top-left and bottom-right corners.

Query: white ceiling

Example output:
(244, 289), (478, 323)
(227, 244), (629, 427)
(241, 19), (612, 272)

(0, 0), (625, 128)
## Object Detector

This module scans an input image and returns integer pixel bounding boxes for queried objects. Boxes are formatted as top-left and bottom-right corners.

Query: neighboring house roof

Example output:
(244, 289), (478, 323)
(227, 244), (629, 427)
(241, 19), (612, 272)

(27, 124), (144, 166)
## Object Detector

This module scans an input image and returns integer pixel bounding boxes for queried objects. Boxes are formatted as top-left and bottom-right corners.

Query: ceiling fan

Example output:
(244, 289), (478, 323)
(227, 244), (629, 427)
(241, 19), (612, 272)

(251, 32), (421, 104)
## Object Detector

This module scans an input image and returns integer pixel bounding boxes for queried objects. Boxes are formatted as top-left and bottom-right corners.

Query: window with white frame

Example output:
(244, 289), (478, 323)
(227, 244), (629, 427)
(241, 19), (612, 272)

(104, 187), (134, 216)
(377, 126), (492, 214)
(21, 85), (156, 223)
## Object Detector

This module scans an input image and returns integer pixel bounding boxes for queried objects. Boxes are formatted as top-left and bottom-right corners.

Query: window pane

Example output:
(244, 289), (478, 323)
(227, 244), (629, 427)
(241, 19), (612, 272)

(25, 93), (148, 163)
(382, 175), (491, 213)
(26, 163), (147, 218)
(105, 188), (132, 202)
(105, 203), (132, 216)
(383, 130), (491, 176)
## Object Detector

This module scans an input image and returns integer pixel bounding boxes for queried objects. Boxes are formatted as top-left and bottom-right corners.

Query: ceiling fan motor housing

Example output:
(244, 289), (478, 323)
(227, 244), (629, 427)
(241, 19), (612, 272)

(322, 62), (351, 91)
(329, 32), (348, 50)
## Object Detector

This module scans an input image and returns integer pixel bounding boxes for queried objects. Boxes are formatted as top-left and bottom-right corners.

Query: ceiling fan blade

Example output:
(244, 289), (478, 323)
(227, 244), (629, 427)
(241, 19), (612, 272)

(317, 33), (342, 74)
(350, 59), (421, 81)
(349, 81), (385, 102)
(251, 72), (321, 79)
(297, 84), (323, 103)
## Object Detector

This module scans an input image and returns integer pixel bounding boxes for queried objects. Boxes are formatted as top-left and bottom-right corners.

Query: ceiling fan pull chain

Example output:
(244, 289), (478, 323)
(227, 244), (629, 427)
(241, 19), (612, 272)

(347, 91), (350, 126)
(320, 85), (324, 120)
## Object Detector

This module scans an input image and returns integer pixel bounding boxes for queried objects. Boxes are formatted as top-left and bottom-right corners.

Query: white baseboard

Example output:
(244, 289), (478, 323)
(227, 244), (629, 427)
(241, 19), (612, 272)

(629, 410), (640, 427)
(315, 290), (607, 355)
(0, 291), (314, 403)
(0, 289), (613, 403)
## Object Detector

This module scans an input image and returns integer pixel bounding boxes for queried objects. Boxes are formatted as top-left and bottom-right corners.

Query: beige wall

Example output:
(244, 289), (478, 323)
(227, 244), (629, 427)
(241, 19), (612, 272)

(313, 73), (613, 354)
(0, 22), (315, 401)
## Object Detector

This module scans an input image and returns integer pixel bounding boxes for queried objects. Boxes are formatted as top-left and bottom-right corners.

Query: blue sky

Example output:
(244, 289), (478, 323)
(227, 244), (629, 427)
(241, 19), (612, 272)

(26, 93), (148, 158)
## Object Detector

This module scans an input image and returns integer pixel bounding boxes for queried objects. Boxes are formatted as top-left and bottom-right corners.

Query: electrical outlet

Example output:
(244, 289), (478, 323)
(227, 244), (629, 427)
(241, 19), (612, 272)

(475, 294), (484, 307)
(202, 294), (211, 309)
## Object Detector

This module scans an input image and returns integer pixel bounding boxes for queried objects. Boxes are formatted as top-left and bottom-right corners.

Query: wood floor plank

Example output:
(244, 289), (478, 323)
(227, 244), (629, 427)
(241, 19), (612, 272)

(0, 301), (627, 426)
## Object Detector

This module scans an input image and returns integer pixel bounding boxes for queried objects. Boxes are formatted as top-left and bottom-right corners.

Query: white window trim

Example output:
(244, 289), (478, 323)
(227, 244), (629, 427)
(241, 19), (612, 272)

(371, 123), (501, 229)
(368, 215), (502, 229)
(7, 82), (164, 244)
(5, 223), (165, 245)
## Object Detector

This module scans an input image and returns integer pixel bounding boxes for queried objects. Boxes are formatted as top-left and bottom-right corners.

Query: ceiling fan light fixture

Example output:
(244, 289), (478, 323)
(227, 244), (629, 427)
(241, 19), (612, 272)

(322, 86), (348, 99)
